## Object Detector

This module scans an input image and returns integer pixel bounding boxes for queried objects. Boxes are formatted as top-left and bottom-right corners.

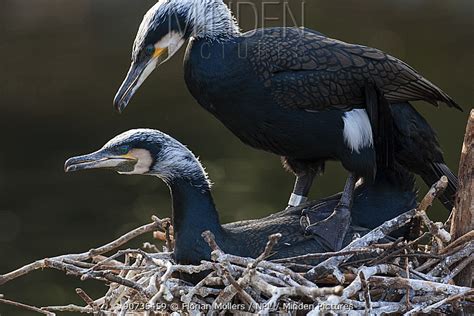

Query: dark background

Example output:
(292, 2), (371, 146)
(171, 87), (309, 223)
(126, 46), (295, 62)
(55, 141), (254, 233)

(0, 0), (472, 313)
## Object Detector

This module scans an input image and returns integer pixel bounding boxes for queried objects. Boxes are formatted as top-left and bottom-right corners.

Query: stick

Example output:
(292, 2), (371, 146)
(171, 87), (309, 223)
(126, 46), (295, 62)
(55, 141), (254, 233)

(75, 288), (99, 312)
(360, 271), (372, 313)
(428, 241), (474, 278)
(416, 176), (451, 247)
(0, 217), (164, 286)
(440, 230), (474, 255)
(250, 233), (281, 268)
(42, 304), (93, 313)
(442, 256), (474, 284)
(369, 275), (472, 295)
(272, 248), (379, 263)
(404, 289), (474, 315)
(0, 297), (55, 315)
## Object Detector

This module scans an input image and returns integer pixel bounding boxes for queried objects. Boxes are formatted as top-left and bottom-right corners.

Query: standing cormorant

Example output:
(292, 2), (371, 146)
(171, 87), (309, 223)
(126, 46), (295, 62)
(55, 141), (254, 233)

(64, 129), (417, 265)
(113, 0), (460, 249)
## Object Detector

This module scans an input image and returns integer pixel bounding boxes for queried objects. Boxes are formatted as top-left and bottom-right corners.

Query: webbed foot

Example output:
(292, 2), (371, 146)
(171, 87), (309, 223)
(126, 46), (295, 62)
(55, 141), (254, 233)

(303, 204), (351, 251)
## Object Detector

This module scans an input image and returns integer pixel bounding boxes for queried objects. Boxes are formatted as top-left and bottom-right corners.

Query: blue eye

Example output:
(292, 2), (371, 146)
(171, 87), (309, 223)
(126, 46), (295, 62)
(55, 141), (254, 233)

(117, 145), (129, 155)
(145, 45), (155, 56)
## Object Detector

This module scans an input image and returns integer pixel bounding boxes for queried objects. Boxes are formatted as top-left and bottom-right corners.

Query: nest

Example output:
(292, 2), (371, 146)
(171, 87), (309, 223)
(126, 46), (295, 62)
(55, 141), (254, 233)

(0, 178), (472, 316)
(0, 111), (473, 315)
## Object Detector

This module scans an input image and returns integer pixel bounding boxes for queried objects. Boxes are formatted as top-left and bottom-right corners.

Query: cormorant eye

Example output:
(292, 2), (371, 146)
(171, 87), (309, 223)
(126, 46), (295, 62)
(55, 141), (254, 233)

(117, 145), (130, 155)
(145, 45), (155, 56)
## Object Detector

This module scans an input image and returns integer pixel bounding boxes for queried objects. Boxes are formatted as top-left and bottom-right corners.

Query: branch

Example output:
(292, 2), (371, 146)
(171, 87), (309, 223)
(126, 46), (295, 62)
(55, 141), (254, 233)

(0, 216), (165, 286)
(0, 297), (55, 316)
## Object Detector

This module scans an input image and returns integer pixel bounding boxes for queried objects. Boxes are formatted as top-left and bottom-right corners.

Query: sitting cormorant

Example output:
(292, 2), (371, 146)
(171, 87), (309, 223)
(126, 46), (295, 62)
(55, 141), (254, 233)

(64, 129), (417, 265)
(113, 0), (459, 249)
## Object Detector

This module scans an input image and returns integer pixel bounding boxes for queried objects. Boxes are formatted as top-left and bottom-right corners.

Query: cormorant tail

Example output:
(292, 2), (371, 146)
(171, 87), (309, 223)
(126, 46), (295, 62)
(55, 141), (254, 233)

(390, 102), (458, 211)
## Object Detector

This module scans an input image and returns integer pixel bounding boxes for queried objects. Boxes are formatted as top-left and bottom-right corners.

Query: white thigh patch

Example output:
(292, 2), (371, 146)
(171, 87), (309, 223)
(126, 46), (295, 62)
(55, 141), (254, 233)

(342, 109), (373, 153)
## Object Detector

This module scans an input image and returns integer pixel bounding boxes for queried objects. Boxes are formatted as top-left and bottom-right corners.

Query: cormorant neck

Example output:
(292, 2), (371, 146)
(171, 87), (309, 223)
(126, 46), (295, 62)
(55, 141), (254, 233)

(185, 0), (241, 40)
(165, 176), (223, 258)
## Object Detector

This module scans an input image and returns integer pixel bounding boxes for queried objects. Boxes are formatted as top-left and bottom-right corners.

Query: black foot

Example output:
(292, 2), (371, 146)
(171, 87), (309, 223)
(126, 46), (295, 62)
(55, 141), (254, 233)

(303, 204), (351, 251)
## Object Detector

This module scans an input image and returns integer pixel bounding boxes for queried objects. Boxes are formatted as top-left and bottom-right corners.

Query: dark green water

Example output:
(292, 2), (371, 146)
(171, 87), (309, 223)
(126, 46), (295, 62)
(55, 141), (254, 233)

(0, 0), (472, 314)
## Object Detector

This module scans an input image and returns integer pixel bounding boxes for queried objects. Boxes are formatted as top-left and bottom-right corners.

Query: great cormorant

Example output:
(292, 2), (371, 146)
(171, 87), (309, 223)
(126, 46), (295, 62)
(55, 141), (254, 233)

(113, 0), (459, 250)
(64, 129), (417, 265)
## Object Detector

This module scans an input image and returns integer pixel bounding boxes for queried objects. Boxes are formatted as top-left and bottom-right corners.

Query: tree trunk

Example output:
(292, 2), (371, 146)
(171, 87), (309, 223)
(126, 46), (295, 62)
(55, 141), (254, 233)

(451, 109), (474, 287)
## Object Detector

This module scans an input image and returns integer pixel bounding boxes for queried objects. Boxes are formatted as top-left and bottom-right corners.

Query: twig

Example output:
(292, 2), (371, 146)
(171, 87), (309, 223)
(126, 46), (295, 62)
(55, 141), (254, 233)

(370, 234), (427, 266)
(360, 271), (372, 313)
(440, 230), (474, 255)
(404, 289), (474, 315)
(416, 176), (451, 247)
(369, 275), (472, 295)
(202, 231), (222, 252)
(42, 304), (93, 313)
(442, 256), (474, 284)
(404, 252), (412, 309)
(418, 176), (448, 212)
(75, 288), (99, 312)
(0, 217), (165, 286)
(0, 297), (55, 315)
(250, 233), (281, 267)
(163, 220), (174, 251)
(428, 241), (474, 277)
(272, 248), (379, 263)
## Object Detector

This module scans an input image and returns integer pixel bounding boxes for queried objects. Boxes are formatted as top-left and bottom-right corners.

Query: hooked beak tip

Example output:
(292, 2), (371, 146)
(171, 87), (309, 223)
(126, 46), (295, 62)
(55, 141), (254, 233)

(64, 155), (98, 173)
(113, 93), (128, 113)
(114, 101), (125, 114)
(64, 159), (76, 173)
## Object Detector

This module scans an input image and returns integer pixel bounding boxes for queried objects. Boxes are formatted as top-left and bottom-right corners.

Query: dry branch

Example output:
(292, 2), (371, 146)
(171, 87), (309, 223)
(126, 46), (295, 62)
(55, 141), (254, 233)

(0, 217), (166, 286)
(0, 298), (55, 316)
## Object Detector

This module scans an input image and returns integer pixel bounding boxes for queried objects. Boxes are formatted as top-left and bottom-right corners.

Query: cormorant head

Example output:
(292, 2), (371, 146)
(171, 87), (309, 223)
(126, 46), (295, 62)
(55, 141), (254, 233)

(113, 0), (240, 112)
(65, 129), (210, 186)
